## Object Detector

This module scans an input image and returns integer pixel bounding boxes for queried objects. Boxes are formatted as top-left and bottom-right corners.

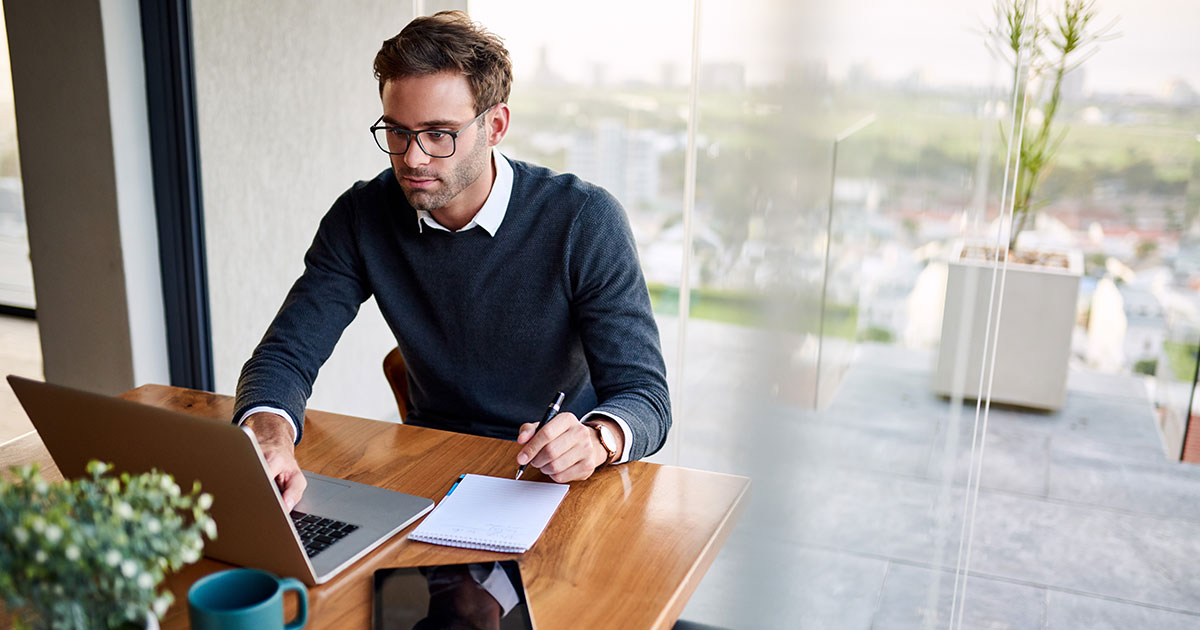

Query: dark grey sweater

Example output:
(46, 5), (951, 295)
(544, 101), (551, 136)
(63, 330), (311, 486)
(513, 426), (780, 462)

(234, 159), (671, 461)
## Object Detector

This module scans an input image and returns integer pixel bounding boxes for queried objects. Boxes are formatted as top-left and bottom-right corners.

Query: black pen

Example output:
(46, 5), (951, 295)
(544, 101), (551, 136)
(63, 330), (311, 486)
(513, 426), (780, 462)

(515, 391), (565, 480)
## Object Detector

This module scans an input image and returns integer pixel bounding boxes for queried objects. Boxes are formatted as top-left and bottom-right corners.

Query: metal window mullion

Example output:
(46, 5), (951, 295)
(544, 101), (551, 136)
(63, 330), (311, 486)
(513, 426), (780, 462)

(139, 0), (214, 391)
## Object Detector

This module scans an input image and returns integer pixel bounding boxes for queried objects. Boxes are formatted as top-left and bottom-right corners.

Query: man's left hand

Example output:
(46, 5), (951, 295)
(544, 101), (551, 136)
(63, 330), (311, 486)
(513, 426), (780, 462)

(516, 414), (622, 483)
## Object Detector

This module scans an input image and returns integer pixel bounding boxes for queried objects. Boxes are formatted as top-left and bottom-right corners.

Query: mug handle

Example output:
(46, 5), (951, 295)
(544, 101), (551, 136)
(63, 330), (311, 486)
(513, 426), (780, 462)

(279, 577), (309, 630)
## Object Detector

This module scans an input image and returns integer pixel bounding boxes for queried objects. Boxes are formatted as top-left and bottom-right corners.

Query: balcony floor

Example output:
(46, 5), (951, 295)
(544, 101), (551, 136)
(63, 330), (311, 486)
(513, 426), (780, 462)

(671, 334), (1200, 629)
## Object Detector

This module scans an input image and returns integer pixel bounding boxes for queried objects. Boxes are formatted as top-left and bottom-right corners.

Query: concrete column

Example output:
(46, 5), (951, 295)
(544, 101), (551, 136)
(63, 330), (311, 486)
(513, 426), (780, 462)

(5, 0), (169, 393)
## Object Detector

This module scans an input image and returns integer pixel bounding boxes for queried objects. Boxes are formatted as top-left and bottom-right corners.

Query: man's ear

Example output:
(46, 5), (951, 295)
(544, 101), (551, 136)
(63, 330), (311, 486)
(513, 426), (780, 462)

(486, 103), (510, 146)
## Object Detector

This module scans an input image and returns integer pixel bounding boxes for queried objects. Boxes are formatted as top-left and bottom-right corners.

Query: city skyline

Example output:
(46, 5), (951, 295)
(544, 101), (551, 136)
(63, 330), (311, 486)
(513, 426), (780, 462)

(473, 0), (1200, 96)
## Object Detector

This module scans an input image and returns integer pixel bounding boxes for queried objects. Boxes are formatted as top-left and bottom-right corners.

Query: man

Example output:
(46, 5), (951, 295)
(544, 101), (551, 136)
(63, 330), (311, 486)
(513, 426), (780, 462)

(234, 11), (670, 510)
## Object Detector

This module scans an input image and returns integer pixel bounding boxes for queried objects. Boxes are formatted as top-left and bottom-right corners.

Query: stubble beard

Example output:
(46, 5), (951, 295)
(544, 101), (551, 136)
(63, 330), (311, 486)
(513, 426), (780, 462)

(397, 124), (489, 212)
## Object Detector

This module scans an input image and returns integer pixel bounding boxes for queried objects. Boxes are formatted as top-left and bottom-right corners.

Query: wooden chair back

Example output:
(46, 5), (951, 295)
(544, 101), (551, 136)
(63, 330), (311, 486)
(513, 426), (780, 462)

(382, 347), (409, 421)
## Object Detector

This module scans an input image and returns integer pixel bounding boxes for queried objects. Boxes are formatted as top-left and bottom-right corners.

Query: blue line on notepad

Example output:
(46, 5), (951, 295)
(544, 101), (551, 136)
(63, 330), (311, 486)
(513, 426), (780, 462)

(446, 474), (466, 496)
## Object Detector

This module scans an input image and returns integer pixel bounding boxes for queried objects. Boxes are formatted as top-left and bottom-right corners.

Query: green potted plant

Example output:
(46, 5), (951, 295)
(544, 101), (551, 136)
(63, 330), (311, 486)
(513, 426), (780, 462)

(995, 0), (1115, 254)
(933, 0), (1113, 409)
(0, 461), (216, 629)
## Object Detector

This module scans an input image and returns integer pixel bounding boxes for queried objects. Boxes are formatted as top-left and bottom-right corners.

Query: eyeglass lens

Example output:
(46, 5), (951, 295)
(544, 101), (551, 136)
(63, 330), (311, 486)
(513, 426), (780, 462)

(374, 128), (457, 158)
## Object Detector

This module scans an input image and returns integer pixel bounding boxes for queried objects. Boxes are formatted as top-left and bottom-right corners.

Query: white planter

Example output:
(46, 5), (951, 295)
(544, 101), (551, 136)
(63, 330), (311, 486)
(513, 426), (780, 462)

(933, 244), (1083, 410)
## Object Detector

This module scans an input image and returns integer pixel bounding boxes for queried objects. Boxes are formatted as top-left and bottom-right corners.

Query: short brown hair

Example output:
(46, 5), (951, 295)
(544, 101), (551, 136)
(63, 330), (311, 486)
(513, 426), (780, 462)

(373, 11), (512, 114)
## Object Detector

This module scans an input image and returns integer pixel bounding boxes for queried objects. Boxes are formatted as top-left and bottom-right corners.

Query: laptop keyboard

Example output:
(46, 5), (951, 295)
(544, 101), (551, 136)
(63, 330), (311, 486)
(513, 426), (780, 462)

(290, 510), (360, 558)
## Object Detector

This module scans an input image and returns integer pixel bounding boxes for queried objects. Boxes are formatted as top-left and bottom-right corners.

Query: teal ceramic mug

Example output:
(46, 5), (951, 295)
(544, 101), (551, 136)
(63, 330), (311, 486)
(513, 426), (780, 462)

(187, 568), (308, 630)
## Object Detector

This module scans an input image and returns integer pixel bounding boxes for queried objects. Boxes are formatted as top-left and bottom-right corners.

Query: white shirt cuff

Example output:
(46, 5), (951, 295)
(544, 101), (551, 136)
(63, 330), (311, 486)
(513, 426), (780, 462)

(469, 562), (520, 616)
(237, 406), (298, 444)
(580, 411), (633, 464)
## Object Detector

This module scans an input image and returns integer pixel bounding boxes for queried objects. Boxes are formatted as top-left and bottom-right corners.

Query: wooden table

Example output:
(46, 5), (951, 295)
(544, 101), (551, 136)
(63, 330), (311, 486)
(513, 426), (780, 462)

(0, 385), (749, 629)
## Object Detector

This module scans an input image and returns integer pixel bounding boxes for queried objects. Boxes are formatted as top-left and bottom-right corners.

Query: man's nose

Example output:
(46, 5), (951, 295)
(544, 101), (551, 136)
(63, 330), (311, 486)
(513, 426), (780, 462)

(403, 141), (432, 169)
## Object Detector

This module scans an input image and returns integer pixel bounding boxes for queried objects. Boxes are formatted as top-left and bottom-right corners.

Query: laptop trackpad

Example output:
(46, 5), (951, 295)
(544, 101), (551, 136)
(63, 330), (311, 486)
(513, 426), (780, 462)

(293, 473), (354, 516)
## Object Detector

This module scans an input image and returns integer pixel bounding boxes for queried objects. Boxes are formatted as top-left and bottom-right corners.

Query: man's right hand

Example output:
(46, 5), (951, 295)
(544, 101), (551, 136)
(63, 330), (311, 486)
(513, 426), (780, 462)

(243, 412), (307, 512)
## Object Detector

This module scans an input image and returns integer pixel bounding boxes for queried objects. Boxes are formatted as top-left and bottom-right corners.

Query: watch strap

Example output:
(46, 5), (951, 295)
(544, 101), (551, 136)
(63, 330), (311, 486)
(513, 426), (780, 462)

(584, 421), (618, 466)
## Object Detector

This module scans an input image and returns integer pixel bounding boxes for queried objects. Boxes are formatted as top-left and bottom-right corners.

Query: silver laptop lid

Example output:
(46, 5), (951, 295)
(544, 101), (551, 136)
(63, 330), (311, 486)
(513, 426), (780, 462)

(8, 377), (434, 585)
(8, 377), (318, 583)
(9, 374), (429, 585)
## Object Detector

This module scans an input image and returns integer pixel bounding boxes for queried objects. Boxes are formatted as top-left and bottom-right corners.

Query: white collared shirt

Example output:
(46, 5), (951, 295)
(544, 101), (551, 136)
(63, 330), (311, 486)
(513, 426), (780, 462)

(239, 150), (634, 464)
(414, 149), (513, 235)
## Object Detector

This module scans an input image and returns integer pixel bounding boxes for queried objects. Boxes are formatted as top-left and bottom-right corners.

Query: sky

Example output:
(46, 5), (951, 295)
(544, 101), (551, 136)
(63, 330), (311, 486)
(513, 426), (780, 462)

(471, 0), (1200, 96)
(0, 2), (1190, 104)
(2, 3), (1187, 100)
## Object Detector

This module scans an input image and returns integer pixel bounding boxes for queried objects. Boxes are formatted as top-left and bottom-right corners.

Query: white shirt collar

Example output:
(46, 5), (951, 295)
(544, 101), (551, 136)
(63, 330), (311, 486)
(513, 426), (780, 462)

(415, 150), (512, 236)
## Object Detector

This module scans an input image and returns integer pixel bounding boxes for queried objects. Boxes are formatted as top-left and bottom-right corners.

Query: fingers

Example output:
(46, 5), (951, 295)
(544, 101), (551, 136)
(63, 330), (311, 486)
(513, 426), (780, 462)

(516, 414), (603, 483)
(547, 458), (598, 483)
(516, 422), (539, 444)
(527, 433), (589, 471)
(516, 413), (577, 466)
(279, 468), (308, 512)
(264, 450), (306, 511)
(541, 442), (597, 482)
(257, 439), (306, 511)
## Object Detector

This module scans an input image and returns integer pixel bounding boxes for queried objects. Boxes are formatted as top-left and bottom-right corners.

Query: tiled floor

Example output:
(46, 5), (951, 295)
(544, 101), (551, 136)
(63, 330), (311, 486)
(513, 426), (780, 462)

(669, 331), (1200, 629)
(0, 314), (40, 443)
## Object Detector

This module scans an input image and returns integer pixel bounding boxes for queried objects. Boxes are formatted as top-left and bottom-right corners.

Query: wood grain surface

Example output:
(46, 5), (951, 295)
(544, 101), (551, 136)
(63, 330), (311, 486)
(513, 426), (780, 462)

(1, 385), (749, 630)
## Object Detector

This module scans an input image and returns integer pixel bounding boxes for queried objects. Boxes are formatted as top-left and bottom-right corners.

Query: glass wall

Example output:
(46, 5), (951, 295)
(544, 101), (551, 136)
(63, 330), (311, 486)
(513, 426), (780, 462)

(471, 0), (1200, 627)
(0, 7), (31, 313)
(469, 0), (694, 463)
(0, 5), (41, 443)
(191, 0), (1200, 626)
(469, 0), (1006, 626)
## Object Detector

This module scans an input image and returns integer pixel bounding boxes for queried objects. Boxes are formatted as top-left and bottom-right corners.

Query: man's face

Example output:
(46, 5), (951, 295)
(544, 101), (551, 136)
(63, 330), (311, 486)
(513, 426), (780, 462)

(379, 72), (492, 213)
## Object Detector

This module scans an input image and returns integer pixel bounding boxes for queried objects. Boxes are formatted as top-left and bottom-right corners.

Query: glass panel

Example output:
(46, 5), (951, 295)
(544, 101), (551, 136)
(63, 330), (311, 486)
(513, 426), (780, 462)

(0, 5), (41, 443)
(468, 0), (694, 460)
(1180, 138), (1200, 463)
(679, 1), (1012, 626)
(0, 7), (32, 312)
(817, 117), (878, 407)
(1159, 312), (1199, 459)
(469, 0), (1015, 626)
(1188, 355), (1200, 462)
(940, 1), (1200, 627)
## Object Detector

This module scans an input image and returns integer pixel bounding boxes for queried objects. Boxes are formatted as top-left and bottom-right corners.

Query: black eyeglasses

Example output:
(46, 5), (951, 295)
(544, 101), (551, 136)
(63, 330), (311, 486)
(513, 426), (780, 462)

(370, 106), (493, 158)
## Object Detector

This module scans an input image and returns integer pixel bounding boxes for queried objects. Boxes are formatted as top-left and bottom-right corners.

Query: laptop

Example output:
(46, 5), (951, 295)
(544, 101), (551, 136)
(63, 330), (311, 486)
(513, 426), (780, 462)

(7, 376), (435, 586)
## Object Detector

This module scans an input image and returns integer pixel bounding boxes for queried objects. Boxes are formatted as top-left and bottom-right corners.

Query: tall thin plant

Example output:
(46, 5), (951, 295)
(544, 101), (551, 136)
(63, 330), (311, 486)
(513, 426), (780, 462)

(989, 0), (1116, 252)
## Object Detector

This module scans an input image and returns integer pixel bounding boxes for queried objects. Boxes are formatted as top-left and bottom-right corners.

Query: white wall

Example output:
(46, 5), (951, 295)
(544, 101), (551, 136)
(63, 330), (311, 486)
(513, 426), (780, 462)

(190, 1), (423, 419)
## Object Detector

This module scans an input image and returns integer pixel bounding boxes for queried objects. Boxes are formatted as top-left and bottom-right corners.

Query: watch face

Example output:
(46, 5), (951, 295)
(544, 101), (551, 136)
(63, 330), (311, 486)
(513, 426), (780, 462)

(601, 426), (616, 448)
(595, 424), (617, 457)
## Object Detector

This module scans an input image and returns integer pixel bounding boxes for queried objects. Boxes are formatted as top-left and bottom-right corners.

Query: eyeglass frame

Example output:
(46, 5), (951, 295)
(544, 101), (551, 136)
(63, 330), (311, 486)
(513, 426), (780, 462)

(370, 105), (495, 158)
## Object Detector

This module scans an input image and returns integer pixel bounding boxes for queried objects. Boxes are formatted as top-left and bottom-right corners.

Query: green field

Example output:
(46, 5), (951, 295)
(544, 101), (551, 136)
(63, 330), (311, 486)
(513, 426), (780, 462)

(511, 83), (1198, 196)
(647, 283), (858, 339)
(1163, 340), (1200, 381)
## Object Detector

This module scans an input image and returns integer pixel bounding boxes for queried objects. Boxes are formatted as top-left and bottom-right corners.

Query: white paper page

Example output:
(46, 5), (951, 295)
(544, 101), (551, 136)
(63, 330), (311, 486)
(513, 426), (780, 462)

(409, 474), (569, 552)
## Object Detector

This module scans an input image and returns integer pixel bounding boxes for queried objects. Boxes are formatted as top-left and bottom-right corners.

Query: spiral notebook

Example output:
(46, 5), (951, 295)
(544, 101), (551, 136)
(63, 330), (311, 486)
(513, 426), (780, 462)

(408, 474), (569, 553)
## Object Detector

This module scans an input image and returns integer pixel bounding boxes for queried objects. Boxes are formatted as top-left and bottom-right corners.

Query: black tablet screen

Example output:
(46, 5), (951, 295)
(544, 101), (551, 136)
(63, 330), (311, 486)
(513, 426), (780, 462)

(373, 561), (535, 630)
